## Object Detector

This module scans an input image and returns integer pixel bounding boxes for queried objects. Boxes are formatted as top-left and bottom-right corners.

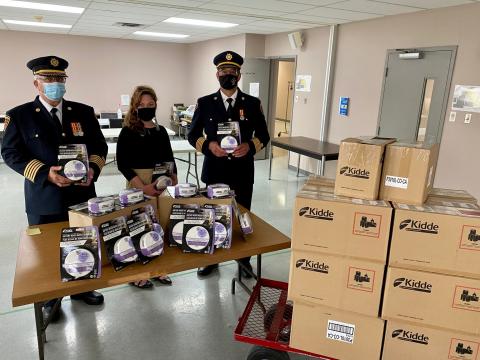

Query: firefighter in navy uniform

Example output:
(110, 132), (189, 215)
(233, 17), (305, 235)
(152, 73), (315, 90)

(188, 51), (270, 277)
(1, 56), (108, 321)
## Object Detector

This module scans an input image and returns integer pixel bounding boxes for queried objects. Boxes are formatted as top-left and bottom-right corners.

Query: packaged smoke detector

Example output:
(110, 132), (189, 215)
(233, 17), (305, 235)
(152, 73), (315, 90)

(133, 204), (165, 241)
(208, 203), (233, 249)
(58, 144), (89, 183)
(100, 216), (137, 271)
(182, 205), (215, 254)
(60, 226), (101, 281)
(167, 183), (198, 198)
(232, 197), (254, 235)
(153, 161), (175, 190)
(217, 122), (241, 153)
(88, 196), (115, 215)
(119, 188), (144, 206)
(207, 184), (231, 199)
(127, 209), (163, 264)
(169, 203), (200, 247)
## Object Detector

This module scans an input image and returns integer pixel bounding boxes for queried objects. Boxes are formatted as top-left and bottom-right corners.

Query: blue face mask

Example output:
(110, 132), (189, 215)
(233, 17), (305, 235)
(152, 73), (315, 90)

(43, 83), (66, 101)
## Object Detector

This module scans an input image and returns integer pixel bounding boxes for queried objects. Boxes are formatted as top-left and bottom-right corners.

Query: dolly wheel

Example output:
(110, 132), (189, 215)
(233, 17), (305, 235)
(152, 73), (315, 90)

(247, 345), (290, 360)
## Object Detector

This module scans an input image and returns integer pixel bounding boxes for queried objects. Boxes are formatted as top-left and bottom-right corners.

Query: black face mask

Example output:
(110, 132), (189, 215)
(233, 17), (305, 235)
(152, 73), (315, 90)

(219, 74), (239, 90)
(137, 107), (156, 121)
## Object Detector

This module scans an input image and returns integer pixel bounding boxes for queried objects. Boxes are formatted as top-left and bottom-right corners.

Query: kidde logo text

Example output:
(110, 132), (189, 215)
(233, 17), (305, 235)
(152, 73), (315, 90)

(399, 219), (439, 234)
(339, 166), (370, 179)
(296, 259), (329, 274)
(392, 329), (429, 345)
(298, 207), (334, 221)
(393, 278), (433, 293)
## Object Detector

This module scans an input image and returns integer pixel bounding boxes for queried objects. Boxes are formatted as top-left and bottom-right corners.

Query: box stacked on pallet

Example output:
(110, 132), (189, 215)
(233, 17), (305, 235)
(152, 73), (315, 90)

(288, 175), (391, 360)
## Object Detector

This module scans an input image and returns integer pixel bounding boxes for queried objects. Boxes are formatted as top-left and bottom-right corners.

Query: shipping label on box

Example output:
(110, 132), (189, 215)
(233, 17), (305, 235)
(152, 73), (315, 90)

(292, 191), (392, 262)
(382, 267), (480, 335)
(383, 320), (480, 360)
(390, 204), (480, 278)
(290, 301), (385, 360)
(289, 250), (384, 317)
(334, 137), (395, 200)
(379, 142), (439, 205)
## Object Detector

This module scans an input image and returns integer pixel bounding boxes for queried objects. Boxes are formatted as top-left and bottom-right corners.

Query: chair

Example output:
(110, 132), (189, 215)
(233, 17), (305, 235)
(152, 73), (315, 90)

(109, 118), (123, 128)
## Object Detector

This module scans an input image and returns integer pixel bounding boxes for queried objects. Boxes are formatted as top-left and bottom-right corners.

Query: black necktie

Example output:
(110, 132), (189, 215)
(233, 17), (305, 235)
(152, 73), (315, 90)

(226, 98), (233, 121)
(51, 108), (62, 135)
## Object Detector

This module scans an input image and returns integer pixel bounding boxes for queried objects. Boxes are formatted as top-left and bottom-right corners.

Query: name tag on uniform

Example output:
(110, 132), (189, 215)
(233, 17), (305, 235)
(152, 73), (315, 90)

(71, 122), (84, 136)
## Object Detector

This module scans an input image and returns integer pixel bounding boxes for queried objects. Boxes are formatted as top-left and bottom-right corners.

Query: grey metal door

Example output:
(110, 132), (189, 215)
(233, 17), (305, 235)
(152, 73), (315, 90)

(241, 58), (271, 160)
(377, 47), (456, 143)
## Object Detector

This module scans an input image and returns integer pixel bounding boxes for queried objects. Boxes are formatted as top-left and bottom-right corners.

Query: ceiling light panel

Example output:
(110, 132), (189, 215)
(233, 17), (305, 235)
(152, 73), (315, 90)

(0, 0), (84, 13)
(133, 31), (189, 38)
(3, 19), (71, 27)
(163, 17), (238, 28)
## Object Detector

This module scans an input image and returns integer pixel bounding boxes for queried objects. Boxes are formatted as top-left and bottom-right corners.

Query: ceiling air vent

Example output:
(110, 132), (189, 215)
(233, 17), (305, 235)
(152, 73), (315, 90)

(114, 22), (144, 28)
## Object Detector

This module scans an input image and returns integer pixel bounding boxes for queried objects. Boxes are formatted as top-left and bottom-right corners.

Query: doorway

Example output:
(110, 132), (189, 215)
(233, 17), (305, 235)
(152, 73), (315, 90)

(377, 46), (456, 143)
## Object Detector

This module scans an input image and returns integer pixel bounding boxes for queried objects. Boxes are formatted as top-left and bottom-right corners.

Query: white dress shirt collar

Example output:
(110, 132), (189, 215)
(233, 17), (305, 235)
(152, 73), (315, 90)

(220, 89), (238, 110)
(39, 96), (63, 123)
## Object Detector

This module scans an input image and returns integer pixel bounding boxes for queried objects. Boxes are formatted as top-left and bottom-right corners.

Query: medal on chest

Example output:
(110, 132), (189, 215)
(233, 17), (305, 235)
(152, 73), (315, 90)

(71, 122), (84, 136)
(239, 109), (245, 121)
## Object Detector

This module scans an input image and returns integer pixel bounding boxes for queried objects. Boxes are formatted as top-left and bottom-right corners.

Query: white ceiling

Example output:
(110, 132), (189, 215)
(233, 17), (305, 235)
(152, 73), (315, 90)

(0, 0), (478, 43)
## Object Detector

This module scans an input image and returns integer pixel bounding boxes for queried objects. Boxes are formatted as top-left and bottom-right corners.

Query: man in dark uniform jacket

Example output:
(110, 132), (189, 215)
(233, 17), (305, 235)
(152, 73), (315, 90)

(188, 50), (270, 277)
(1, 55), (108, 321)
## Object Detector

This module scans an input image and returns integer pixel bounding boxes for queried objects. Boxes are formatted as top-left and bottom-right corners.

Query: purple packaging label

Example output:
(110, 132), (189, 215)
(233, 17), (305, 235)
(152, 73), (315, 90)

(214, 222), (227, 247)
(139, 231), (164, 257)
(207, 184), (230, 199)
(185, 226), (210, 250)
(113, 236), (138, 262)
(64, 159), (87, 181)
(239, 213), (253, 234)
(63, 248), (95, 278)
(119, 189), (144, 205)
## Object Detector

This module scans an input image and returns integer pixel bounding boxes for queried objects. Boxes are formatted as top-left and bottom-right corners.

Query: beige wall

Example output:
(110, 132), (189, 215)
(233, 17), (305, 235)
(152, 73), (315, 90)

(264, 3), (480, 199)
(186, 34), (246, 104)
(0, 30), (188, 127)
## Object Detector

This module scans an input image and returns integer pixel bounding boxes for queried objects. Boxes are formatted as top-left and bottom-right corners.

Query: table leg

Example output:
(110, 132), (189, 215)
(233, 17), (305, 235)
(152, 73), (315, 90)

(194, 151), (199, 188)
(186, 152), (192, 183)
(321, 154), (326, 176)
(268, 145), (273, 180)
(34, 302), (45, 360)
(231, 255), (262, 296)
(296, 155), (301, 177)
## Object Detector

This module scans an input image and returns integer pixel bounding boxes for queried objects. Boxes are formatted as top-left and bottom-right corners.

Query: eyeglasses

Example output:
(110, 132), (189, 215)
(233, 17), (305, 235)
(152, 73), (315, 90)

(218, 67), (239, 76)
(37, 76), (67, 83)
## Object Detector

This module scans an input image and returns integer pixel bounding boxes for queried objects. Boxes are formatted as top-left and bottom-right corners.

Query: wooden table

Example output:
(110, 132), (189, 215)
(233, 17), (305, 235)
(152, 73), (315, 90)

(269, 136), (339, 178)
(12, 212), (290, 359)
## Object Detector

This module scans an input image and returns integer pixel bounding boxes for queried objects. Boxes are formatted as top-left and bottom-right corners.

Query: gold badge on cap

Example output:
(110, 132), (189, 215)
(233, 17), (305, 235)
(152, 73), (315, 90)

(226, 53), (233, 60)
(50, 57), (59, 67)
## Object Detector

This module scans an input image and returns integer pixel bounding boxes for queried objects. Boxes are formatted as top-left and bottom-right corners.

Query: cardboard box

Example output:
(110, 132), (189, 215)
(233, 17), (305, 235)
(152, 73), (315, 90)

(288, 250), (385, 317)
(379, 142), (439, 205)
(390, 203), (480, 279)
(382, 320), (480, 360)
(68, 197), (158, 265)
(334, 137), (395, 200)
(301, 183), (335, 194)
(306, 175), (336, 188)
(425, 196), (480, 210)
(290, 301), (385, 360)
(430, 188), (478, 204)
(157, 190), (232, 230)
(292, 191), (392, 262)
(382, 267), (480, 335)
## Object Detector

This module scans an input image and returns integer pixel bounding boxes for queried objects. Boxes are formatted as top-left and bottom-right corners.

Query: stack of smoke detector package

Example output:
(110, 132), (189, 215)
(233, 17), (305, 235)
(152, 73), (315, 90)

(288, 176), (391, 360)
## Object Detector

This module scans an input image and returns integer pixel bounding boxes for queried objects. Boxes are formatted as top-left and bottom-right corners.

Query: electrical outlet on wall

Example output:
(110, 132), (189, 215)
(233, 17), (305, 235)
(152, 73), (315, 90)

(449, 111), (456, 122)
(465, 113), (472, 124)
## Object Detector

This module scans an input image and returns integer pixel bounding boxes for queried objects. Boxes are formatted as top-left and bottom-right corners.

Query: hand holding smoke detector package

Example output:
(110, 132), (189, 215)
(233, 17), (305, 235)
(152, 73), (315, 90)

(217, 122), (241, 153)
(58, 144), (89, 183)
(207, 184), (231, 199)
(182, 206), (215, 254)
(153, 162), (175, 190)
(100, 216), (137, 271)
(169, 204), (199, 247)
(209, 204), (233, 248)
(88, 196), (115, 215)
(119, 188), (144, 206)
(127, 210), (162, 263)
(60, 226), (101, 281)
